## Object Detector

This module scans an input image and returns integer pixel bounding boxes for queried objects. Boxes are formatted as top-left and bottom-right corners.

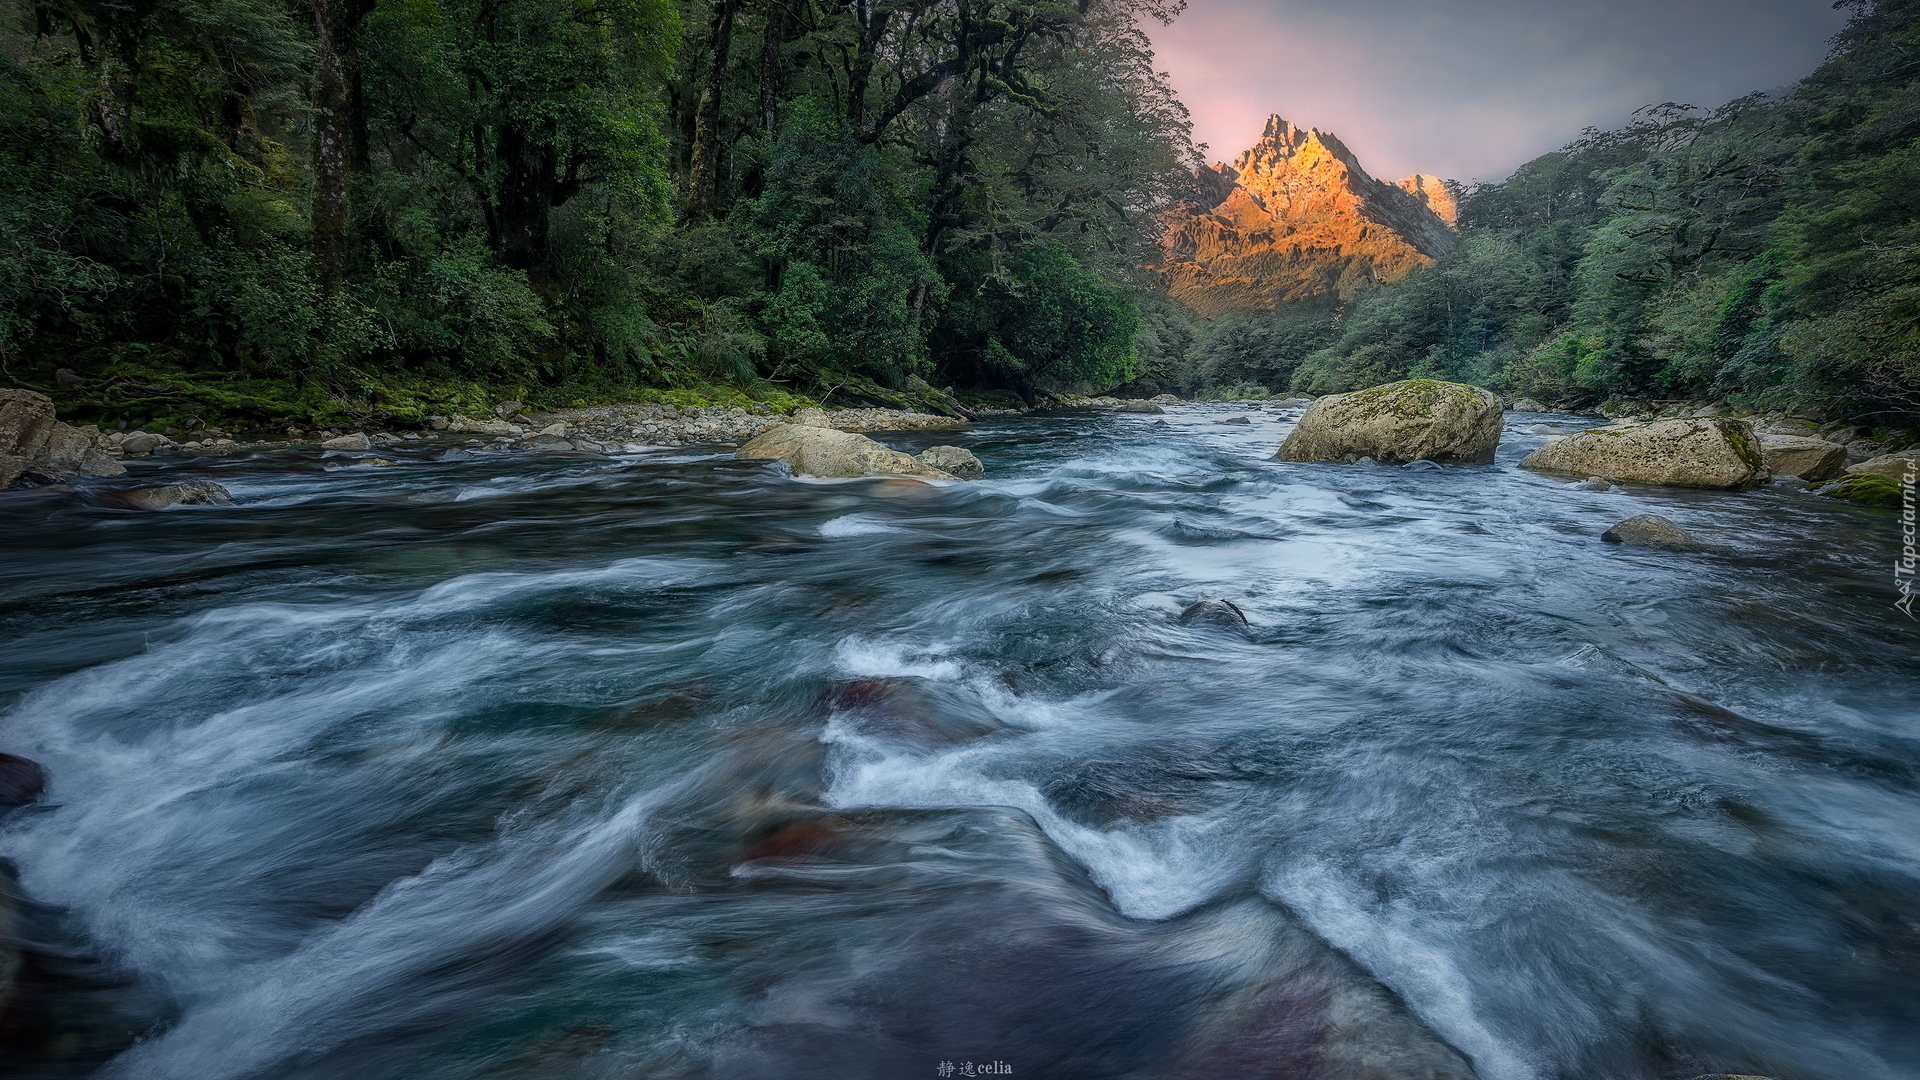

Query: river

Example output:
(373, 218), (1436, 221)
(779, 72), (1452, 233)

(2, 404), (1916, 1080)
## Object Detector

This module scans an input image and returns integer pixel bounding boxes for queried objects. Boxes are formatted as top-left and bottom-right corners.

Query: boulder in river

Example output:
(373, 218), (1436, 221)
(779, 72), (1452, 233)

(0, 754), (46, 811)
(108, 480), (232, 510)
(737, 423), (955, 480)
(1277, 378), (1503, 465)
(1844, 450), (1920, 482)
(1521, 418), (1769, 489)
(1601, 514), (1695, 550)
(321, 433), (372, 451)
(915, 445), (982, 478)
(1, 388), (125, 488)
(1759, 434), (1848, 481)
(1116, 401), (1165, 414)
(1217, 415), (1252, 425)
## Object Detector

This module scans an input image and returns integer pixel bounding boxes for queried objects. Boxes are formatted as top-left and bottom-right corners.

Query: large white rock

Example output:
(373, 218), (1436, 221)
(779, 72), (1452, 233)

(1521, 418), (1768, 489)
(1278, 379), (1502, 464)
(1759, 434), (1848, 481)
(737, 423), (955, 480)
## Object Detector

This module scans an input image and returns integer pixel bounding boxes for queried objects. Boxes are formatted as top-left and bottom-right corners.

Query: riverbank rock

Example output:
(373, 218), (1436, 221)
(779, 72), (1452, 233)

(1278, 379), (1503, 465)
(1273, 396), (1313, 408)
(1509, 397), (1548, 412)
(1813, 474), (1903, 507)
(1845, 451), (1920, 482)
(1759, 434), (1848, 481)
(117, 431), (168, 458)
(788, 406), (968, 433)
(444, 415), (518, 436)
(1601, 514), (1694, 550)
(1, 388), (126, 488)
(737, 424), (955, 480)
(108, 480), (233, 510)
(321, 433), (372, 451)
(915, 445), (982, 478)
(1521, 419), (1768, 489)
(0, 754), (46, 811)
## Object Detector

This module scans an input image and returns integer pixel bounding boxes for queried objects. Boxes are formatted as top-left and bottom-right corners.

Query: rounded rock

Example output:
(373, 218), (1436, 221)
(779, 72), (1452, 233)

(1601, 514), (1694, 550)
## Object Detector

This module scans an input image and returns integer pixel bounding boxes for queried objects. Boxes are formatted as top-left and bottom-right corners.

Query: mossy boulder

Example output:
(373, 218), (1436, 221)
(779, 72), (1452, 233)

(1521, 419), (1768, 490)
(737, 423), (955, 480)
(1814, 473), (1903, 507)
(1277, 379), (1502, 465)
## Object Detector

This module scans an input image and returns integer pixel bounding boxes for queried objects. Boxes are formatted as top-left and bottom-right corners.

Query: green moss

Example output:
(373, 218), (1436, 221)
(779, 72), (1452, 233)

(30, 356), (818, 431)
(1816, 473), (1904, 507)
(1719, 420), (1765, 470)
(1343, 378), (1491, 418)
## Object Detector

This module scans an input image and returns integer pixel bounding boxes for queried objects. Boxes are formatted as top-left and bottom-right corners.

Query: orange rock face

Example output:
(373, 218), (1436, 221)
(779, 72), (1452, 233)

(1161, 116), (1459, 317)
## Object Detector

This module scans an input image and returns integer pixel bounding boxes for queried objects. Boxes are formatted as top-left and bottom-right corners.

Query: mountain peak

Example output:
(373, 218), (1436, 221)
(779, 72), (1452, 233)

(1160, 115), (1458, 317)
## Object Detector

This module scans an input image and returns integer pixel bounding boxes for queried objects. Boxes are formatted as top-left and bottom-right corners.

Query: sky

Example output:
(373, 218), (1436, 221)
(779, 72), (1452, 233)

(1149, 0), (1851, 184)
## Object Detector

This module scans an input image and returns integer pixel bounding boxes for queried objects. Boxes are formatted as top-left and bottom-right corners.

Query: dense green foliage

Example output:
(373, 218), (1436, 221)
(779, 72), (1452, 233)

(0, 0), (1193, 426)
(1180, 0), (1918, 421)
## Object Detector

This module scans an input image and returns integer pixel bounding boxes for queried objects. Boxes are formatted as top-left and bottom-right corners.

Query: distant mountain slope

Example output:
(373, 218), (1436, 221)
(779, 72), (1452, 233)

(1161, 116), (1459, 317)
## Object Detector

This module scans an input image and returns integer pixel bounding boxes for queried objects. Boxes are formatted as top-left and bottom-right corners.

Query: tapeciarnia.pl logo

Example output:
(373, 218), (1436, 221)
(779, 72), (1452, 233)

(1898, 465), (1917, 619)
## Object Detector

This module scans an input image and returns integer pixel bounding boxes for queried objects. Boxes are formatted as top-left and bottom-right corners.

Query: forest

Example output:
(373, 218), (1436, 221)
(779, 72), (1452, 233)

(1178, 0), (1920, 424)
(0, 0), (1194, 426)
(0, 0), (1913, 429)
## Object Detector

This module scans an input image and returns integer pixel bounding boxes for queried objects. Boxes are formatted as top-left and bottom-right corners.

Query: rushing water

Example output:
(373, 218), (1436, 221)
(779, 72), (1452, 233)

(2, 405), (1917, 1080)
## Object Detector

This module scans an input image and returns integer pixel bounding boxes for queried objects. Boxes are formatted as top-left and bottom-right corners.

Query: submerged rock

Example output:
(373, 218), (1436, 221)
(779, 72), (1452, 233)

(915, 445), (983, 478)
(0, 754), (46, 810)
(1521, 418), (1769, 489)
(1759, 434), (1848, 481)
(1278, 379), (1503, 465)
(1601, 514), (1694, 550)
(106, 479), (233, 510)
(737, 423), (955, 480)
(1178, 599), (1250, 631)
